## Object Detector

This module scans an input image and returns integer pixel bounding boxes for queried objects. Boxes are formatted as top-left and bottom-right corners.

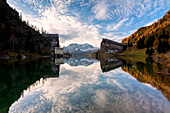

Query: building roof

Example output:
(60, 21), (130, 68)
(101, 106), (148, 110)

(55, 47), (63, 50)
(43, 34), (59, 38)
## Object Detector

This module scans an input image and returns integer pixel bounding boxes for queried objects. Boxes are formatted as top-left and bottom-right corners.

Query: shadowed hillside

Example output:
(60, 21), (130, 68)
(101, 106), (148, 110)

(0, 0), (50, 56)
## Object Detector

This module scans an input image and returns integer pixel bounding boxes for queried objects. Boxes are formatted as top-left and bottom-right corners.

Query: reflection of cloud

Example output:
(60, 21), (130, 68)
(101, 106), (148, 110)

(9, 62), (102, 112)
(107, 79), (127, 91)
(93, 90), (108, 108)
(9, 62), (170, 113)
(143, 83), (156, 90)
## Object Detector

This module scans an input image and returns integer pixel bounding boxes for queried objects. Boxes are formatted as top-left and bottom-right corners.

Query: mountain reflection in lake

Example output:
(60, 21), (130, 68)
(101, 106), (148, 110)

(0, 57), (169, 113)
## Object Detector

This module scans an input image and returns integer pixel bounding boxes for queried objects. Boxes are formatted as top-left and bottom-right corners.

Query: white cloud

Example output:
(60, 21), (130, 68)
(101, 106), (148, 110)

(128, 29), (136, 34)
(10, 0), (102, 47)
(107, 18), (129, 31)
(101, 32), (125, 43)
(91, 0), (168, 20)
(144, 19), (158, 26)
(95, 24), (103, 28)
(92, 0), (110, 20)
(125, 17), (134, 26)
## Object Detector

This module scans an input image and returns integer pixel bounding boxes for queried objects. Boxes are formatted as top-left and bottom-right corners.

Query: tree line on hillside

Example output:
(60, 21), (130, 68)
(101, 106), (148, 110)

(124, 28), (170, 55)
(0, 0), (50, 55)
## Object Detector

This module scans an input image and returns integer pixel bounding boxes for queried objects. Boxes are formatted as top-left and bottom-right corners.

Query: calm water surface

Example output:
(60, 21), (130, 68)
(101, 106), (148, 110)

(0, 58), (169, 113)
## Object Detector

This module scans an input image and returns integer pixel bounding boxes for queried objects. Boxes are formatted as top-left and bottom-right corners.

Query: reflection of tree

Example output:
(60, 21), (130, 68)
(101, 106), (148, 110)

(145, 58), (154, 76)
(121, 60), (170, 101)
(9, 34), (18, 51)
(0, 59), (60, 113)
(136, 62), (144, 74)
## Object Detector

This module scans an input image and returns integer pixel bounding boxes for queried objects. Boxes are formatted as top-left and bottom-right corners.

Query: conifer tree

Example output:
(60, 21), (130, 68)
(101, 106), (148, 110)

(165, 31), (169, 40)
(157, 40), (163, 53)
(150, 47), (154, 55)
(146, 47), (150, 54)
(146, 47), (154, 56)
(157, 40), (169, 53)
(128, 40), (133, 47)
(146, 34), (155, 48)
(137, 38), (144, 49)
(164, 39), (169, 52)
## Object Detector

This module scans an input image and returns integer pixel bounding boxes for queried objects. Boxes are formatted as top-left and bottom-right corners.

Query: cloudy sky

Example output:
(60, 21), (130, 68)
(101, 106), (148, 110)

(7, 0), (170, 47)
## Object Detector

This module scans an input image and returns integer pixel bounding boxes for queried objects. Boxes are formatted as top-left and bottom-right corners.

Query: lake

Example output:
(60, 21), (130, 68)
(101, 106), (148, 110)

(0, 57), (169, 113)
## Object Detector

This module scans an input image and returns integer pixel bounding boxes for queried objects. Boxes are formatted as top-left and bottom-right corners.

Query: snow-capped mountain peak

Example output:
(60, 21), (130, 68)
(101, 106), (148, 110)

(63, 43), (99, 55)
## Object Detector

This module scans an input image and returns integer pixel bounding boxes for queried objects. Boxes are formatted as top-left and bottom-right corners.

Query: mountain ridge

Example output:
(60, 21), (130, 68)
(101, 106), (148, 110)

(121, 9), (170, 45)
(63, 43), (99, 55)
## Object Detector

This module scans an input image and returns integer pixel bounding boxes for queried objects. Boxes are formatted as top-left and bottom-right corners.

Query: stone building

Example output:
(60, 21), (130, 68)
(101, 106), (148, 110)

(100, 38), (123, 54)
(55, 47), (64, 57)
(43, 34), (64, 57)
(43, 34), (59, 51)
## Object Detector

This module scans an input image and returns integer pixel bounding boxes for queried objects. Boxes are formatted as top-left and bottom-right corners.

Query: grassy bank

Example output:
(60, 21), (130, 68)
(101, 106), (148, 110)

(0, 50), (51, 64)
(95, 44), (170, 69)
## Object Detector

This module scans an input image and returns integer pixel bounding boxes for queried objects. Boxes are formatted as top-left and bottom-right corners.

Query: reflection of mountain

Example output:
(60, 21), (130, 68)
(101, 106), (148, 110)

(0, 59), (60, 113)
(122, 61), (170, 101)
(100, 58), (123, 72)
(66, 57), (96, 66)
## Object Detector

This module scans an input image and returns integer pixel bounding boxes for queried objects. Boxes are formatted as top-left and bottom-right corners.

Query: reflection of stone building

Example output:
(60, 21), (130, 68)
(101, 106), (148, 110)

(50, 61), (60, 77)
(55, 58), (64, 65)
(100, 38), (123, 54)
(100, 58), (123, 72)
(49, 58), (64, 77)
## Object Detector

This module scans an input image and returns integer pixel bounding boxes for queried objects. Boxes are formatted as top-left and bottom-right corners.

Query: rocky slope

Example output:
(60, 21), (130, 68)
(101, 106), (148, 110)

(0, 0), (50, 56)
(100, 38), (123, 54)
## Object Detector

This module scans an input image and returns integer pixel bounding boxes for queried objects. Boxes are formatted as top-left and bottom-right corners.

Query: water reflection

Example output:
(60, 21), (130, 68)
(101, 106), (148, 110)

(1, 57), (169, 113)
(0, 59), (59, 113)
(100, 58), (123, 72)
(66, 57), (96, 66)
(121, 58), (170, 101)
